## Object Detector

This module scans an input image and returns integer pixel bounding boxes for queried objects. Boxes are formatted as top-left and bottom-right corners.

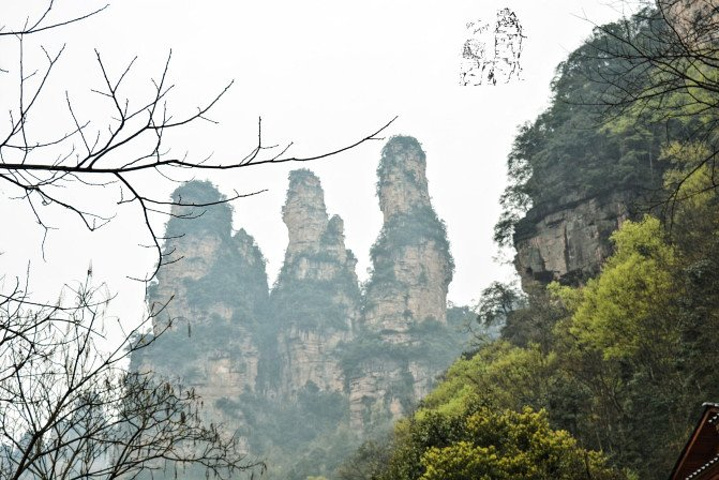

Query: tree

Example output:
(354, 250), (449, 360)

(483, 6), (719, 477)
(475, 281), (524, 329)
(417, 407), (622, 480)
(493, 14), (667, 248)
(378, 404), (624, 480)
(587, 1), (719, 213)
(0, 2), (393, 478)
(565, 216), (678, 362)
(548, 216), (697, 476)
(0, 1), (395, 279)
(336, 439), (391, 480)
(0, 277), (262, 480)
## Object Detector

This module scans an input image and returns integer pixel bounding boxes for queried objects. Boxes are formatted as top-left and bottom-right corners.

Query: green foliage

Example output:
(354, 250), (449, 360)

(367, 206), (454, 291)
(400, 213), (719, 478)
(659, 141), (719, 401)
(338, 319), (467, 386)
(464, 8), (719, 479)
(270, 249), (360, 332)
(344, 201), (719, 479)
(336, 438), (392, 480)
(567, 216), (678, 360)
(500, 283), (568, 352)
(546, 217), (692, 475)
(183, 245), (268, 316)
(165, 180), (233, 240)
(239, 383), (349, 447)
(475, 281), (525, 329)
(135, 315), (252, 374)
(419, 341), (558, 418)
(235, 384), (358, 480)
(495, 13), (671, 247)
(270, 277), (354, 331)
(417, 407), (622, 480)
(376, 136), (426, 196)
(377, 404), (623, 480)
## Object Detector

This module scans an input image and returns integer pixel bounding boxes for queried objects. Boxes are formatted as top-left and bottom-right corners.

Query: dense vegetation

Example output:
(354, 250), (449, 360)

(493, 8), (688, 247)
(362, 200), (719, 478)
(339, 7), (719, 480)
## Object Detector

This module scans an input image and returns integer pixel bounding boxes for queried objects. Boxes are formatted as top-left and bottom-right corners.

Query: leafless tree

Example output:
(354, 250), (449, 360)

(0, 276), (262, 480)
(0, 2), (394, 479)
(0, 1), (395, 280)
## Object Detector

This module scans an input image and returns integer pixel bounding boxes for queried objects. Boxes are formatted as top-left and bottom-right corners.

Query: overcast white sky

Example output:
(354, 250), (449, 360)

(0, 1), (636, 326)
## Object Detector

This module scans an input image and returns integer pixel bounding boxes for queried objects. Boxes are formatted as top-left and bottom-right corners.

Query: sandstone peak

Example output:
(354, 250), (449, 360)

(365, 137), (453, 331)
(150, 181), (268, 333)
(282, 169), (330, 259)
(166, 180), (232, 239)
(272, 170), (360, 396)
(234, 228), (264, 266)
(136, 149), (466, 478)
(377, 135), (432, 221)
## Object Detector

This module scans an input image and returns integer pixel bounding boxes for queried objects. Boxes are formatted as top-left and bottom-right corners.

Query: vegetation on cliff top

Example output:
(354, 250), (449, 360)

(494, 9), (679, 246)
(342, 5), (719, 480)
(165, 180), (234, 239)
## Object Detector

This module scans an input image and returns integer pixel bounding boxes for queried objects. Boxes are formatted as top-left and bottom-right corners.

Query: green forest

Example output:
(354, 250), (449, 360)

(336, 6), (719, 480)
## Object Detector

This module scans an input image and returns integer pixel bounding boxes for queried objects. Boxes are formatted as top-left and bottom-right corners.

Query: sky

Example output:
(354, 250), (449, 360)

(0, 1), (635, 328)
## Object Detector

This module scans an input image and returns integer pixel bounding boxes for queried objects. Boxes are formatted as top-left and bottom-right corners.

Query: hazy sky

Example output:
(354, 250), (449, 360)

(0, 1), (634, 326)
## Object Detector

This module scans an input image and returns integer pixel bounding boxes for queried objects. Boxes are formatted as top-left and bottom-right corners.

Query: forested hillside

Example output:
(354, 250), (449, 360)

(342, 5), (719, 479)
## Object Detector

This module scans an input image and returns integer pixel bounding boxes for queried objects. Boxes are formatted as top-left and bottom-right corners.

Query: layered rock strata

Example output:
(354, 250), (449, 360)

(349, 136), (455, 427)
(270, 169), (360, 397)
(138, 181), (269, 431)
(364, 136), (453, 334)
(135, 138), (464, 475)
(513, 191), (633, 287)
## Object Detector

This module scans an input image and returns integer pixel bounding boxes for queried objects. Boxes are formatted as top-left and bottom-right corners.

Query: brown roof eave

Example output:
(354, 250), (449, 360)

(669, 403), (719, 480)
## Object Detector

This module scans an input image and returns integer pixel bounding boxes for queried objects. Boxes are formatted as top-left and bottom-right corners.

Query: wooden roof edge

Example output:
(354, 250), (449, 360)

(669, 403), (719, 480)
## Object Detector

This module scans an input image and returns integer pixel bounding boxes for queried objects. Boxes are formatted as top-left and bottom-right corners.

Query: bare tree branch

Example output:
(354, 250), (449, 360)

(0, 2), (392, 478)
(0, 1), (396, 282)
(571, 1), (719, 222)
(0, 2), (110, 37)
(0, 277), (264, 480)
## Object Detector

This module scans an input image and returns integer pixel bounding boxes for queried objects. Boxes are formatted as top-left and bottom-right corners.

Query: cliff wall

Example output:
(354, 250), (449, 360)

(350, 136), (456, 427)
(513, 191), (634, 287)
(270, 169), (360, 397)
(135, 137), (466, 479)
(138, 182), (269, 433)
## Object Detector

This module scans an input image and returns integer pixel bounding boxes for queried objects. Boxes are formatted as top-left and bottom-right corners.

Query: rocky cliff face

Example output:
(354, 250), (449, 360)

(271, 169), (360, 397)
(136, 182), (269, 434)
(661, 0), (719, 47)
(364, 136), (454, 334)
(135, 138), (466, 479)
(513, 191), (634, 288)
(349, 136), (455, 427)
